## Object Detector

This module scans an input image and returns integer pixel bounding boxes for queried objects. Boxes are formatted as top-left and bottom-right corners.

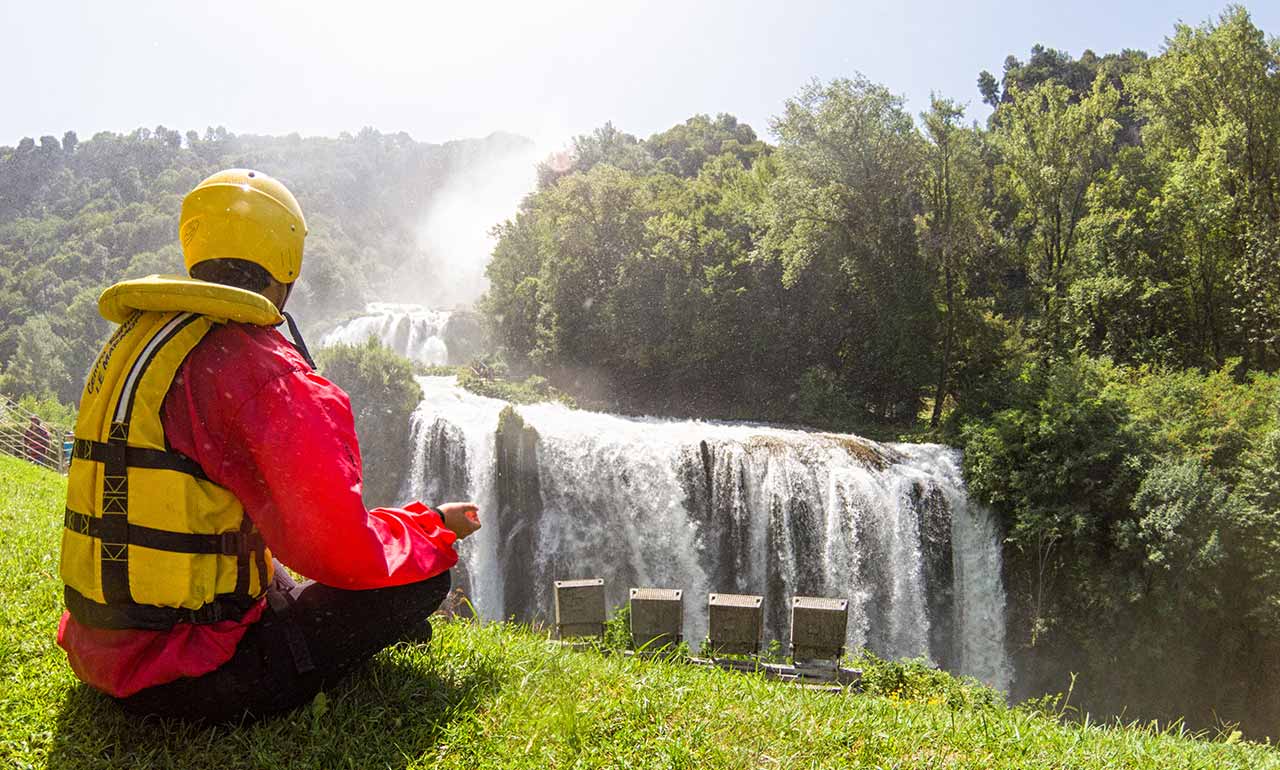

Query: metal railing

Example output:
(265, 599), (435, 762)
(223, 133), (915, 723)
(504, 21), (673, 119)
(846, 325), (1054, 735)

(0, 397), (72, 474)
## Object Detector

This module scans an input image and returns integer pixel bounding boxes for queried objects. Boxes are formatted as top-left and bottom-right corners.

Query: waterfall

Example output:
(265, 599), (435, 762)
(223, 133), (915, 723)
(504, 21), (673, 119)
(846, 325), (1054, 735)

(405, 376), (1012, 692)
(402, 379), (504, 615)
(320, 303), (452, 365)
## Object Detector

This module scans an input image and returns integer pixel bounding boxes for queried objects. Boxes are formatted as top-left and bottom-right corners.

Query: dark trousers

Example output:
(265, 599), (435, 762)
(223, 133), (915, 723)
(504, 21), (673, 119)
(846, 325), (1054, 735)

(116, 563), (452, 724)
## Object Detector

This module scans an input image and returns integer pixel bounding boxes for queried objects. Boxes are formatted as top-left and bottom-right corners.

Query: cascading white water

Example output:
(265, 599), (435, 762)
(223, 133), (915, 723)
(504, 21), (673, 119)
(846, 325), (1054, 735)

(405, 376), (1012, 692)
(895, 443), (1014, 691)
(401, 378), (505, 616)
(320, 303), (452, 365)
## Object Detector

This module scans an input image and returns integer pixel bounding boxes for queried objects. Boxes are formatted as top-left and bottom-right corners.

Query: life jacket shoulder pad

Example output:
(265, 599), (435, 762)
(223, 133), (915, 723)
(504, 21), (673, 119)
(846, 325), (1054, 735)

(98, 274), (283, 326)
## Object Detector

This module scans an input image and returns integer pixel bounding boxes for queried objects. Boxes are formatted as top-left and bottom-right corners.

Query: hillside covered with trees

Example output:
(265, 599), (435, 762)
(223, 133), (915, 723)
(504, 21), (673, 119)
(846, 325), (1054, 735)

(0, 125), (531, 407)
(4, 3), (1280, 739)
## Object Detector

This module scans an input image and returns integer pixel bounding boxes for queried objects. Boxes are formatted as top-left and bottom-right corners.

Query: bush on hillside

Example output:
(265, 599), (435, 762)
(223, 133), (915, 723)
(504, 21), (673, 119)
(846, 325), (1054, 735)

(456, 368), (574, 406)
(317, 338), (422, 507)
(962, 354), (1142, 550)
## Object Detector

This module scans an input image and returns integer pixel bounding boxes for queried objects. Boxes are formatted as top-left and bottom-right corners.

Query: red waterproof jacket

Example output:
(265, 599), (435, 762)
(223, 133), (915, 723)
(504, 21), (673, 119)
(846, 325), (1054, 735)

(57, 321), (458, 697)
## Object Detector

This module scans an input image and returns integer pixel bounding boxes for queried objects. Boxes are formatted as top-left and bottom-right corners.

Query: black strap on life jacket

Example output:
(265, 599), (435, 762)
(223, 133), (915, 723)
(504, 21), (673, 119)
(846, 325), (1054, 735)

(65, 311), (270, 629)
(64, 585), (259, 630)
(72, 438), (208, 481)
(64, 508), (263, 556)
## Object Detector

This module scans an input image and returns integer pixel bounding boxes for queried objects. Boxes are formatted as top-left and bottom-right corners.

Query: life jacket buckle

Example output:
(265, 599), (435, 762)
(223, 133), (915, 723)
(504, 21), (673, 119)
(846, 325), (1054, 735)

(188, 602), (224, 624)
(219, 531), (243, 555)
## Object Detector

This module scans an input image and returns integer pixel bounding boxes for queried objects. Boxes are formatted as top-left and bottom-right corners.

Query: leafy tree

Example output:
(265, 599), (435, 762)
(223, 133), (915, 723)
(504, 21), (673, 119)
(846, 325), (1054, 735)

(963, 356), (1139, 556)
(1233, 427), (1280, 628)
(1127, 5), (1280, 371)
(535, 165), (659, 375)
(1063, 143), (1181, 364)
(0, 317), (74, 403)
(980, 44), (1146, 114)
(538, 122), (652, 188)
(917, 96), (992, 425)
(766, 76), (933, 420)
(992, 78), (1120, 352)
(483, 210), (545, 372)
(1120, 458), (1232, 599)
(645, 113), (769, 178)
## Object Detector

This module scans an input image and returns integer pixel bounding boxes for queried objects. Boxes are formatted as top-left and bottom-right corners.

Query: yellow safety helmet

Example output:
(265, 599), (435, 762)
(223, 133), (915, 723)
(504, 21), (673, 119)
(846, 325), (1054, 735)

(179, 169), (308, 284)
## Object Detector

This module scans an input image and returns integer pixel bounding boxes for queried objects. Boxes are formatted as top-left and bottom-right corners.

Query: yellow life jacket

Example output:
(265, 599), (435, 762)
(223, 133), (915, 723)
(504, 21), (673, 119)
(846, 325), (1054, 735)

(61, 275), (285, 629)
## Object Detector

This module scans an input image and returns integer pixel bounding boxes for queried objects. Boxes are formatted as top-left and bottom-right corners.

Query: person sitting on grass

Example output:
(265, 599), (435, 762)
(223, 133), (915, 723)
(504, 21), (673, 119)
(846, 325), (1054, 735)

(57, 168), (481, 723)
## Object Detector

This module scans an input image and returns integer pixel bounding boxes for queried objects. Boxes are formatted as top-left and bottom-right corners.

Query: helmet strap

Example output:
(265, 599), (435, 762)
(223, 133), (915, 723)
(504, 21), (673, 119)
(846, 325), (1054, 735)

(282, 311), (317, 371)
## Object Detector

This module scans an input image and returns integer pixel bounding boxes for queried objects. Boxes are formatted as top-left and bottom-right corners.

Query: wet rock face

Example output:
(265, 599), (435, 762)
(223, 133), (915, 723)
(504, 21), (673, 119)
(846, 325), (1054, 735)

(915, 482), (956, 671)
(494, 406), (542, 620)
(411, 417), (474, 597)
(678, 441), (753, 597)
(418, 418), (470, 502)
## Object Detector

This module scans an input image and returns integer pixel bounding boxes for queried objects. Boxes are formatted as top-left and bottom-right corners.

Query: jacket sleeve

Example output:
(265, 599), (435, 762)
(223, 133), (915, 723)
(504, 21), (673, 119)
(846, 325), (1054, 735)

(209, 368), (458, 589)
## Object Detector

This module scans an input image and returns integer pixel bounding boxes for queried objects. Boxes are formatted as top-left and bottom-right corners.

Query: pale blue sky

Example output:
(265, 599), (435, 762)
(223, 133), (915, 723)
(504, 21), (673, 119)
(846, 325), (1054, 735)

(3, 0), (1277, 149)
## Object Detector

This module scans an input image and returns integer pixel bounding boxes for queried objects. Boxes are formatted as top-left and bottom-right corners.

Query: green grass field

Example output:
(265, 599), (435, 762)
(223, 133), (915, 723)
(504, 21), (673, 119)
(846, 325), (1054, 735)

(2, 453), (1278, 769)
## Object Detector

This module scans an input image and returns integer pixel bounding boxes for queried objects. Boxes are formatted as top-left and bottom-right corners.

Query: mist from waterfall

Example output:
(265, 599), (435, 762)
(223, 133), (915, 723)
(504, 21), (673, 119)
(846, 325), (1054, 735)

(415, 136), (541, 307)
(404, 376), (1012, 693)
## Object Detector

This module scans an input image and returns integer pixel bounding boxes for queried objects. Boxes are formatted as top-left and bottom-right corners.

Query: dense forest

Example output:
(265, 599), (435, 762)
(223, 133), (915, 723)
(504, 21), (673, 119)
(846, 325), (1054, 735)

(481, 7), (1280, 736)
(3, 3), (1280, 737)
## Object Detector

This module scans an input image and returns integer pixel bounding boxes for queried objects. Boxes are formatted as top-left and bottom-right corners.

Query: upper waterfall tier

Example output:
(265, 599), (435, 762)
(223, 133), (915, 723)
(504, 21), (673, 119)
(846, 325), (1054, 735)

(320, 304), (453, 365)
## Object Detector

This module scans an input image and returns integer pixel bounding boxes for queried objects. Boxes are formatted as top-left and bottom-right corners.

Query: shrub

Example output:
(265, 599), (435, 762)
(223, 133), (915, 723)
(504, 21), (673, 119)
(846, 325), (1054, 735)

(316, 338), (423, 506)
(961, 354), (1141, 547)
(456, 368), (574, 406)
(853, 650), (1001, 710)
(961, 351), (1280, 734)
(1120, 458), (1232, 597)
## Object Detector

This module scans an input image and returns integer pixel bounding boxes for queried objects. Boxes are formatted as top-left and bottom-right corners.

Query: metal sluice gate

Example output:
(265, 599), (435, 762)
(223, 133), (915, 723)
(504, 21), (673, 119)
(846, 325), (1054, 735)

(552, 578), (860, 687)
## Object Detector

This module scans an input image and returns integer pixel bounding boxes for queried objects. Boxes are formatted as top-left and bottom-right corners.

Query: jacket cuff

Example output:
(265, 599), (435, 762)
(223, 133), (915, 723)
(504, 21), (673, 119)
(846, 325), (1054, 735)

(403, 501), (457, 548)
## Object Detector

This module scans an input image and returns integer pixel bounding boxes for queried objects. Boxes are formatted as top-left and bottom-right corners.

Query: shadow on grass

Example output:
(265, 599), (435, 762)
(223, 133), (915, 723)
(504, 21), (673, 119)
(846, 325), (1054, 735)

(44, 648), (504, 770)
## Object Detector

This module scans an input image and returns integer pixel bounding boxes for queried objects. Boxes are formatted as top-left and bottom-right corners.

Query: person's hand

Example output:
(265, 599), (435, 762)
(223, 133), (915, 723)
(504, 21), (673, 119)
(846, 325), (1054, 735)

(438, 502), (481, 540)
